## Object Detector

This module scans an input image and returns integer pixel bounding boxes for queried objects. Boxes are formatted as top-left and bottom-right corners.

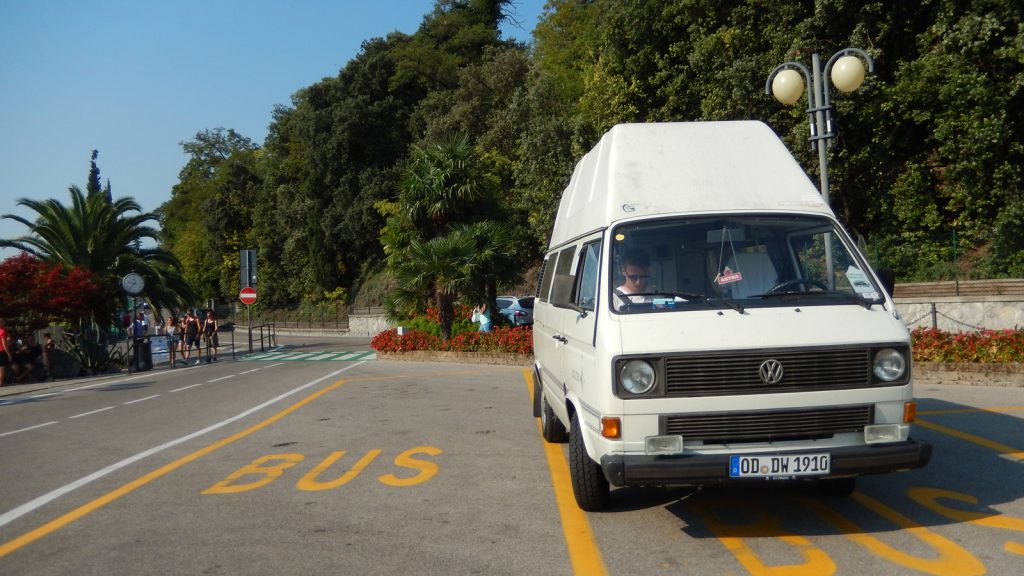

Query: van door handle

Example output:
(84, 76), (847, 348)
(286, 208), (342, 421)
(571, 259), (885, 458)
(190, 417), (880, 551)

(552, 335), (568, 344)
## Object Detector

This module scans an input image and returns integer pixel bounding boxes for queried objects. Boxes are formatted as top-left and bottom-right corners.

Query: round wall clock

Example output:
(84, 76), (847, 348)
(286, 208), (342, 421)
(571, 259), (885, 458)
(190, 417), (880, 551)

(121, 272), (145, 295)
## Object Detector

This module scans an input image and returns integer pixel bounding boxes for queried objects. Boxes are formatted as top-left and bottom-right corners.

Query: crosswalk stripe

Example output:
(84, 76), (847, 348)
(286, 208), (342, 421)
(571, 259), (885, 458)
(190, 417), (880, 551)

(240, 350), (375, 362)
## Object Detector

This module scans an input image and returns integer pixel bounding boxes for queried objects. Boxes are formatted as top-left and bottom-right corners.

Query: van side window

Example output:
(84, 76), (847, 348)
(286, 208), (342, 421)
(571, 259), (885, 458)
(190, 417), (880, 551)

(575, 242), (601, 311)
(537, 256), (553, 302)
(550, 245), (577, 307)
(536, 253), (552, 303)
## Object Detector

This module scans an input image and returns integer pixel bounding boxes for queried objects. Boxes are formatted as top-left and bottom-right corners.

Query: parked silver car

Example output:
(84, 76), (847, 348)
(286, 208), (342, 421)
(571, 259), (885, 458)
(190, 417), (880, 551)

(496, 296), (534, 326)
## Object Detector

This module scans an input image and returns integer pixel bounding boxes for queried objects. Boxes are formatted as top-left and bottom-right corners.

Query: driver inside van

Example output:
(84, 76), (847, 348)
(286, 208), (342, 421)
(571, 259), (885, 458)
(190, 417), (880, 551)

(614, 247), (653, 310)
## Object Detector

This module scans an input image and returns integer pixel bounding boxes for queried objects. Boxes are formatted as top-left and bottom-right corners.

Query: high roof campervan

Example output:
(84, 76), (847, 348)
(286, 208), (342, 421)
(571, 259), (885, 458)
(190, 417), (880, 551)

(531, 121), (931, 511)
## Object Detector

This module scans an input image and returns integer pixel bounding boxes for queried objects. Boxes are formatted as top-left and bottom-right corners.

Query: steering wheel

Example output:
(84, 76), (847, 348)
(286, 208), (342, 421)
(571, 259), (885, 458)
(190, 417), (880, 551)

(768, 279), (829, 293)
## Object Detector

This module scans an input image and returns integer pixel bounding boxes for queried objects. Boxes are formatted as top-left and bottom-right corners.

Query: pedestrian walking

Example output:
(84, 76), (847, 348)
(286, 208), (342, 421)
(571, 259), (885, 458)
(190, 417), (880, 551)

(202, 310), (219, 363)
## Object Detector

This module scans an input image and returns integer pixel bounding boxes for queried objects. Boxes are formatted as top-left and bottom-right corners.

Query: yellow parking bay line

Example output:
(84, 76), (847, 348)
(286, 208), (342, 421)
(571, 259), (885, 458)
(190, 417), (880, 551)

(915, 418), (1024, 462)
(0, 379), (347, 558)
(523, 369), (608, 576)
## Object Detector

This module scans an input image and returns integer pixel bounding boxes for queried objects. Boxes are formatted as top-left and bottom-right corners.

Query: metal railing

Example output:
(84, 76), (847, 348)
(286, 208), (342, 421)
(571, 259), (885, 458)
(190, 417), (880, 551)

(248, 323), (277, 353)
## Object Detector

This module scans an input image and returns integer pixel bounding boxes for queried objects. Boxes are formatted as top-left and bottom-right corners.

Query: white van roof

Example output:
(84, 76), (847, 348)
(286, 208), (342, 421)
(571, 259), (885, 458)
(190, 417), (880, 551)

(548, 120), (832, 248)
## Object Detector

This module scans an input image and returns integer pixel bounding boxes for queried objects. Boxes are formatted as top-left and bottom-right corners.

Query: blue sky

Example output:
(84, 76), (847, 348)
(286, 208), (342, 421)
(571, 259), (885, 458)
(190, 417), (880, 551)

(0, 0), (547, 256)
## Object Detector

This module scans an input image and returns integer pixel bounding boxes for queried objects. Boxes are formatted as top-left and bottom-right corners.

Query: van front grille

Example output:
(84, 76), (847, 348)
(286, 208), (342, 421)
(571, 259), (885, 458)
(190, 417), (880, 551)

(664, 347), (872, 397)
(663, 405), (873, 444)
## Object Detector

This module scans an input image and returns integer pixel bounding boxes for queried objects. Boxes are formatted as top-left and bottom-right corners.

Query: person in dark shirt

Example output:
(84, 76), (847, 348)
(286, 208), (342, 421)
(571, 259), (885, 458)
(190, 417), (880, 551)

(13, 334), (43, 383)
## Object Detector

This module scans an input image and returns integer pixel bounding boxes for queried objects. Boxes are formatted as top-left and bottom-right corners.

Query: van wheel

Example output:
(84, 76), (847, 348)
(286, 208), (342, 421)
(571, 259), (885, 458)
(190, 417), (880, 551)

(540, 393), (567, 443)
(568, 413), (610, 511)
(532, 368), (543, 418)
(818, 477), (856, 498)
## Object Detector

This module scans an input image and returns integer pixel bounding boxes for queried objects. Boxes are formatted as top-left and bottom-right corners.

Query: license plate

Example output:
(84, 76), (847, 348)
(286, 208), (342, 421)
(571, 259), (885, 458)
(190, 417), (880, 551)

(729, 453), (831, 478)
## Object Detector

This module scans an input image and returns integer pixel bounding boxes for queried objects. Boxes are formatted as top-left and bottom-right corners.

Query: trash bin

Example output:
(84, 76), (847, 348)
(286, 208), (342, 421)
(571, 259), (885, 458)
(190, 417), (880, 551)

(133, 337), (153, 372)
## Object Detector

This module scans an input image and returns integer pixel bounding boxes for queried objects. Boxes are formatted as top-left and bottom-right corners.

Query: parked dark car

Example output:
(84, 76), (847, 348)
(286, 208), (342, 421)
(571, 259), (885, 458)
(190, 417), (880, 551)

(496, 296), (534, 326)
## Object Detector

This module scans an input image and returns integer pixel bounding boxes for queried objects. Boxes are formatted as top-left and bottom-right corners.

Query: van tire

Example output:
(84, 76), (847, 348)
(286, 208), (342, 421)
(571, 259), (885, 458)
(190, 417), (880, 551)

(569, 413), (610, 511)
(541, 393), (568, 443)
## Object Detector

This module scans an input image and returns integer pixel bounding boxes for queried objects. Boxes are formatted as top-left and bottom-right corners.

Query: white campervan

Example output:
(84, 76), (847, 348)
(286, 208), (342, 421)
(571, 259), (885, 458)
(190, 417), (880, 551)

(532, 121), (931, 511)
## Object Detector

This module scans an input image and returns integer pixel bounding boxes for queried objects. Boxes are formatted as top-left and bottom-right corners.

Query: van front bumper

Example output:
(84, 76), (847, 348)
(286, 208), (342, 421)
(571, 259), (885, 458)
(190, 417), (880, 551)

(599, 440), (932, 487)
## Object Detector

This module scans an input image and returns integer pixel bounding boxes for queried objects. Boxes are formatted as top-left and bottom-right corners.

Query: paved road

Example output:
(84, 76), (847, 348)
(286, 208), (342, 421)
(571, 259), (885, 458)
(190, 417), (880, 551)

(0, 348), (1021, 575)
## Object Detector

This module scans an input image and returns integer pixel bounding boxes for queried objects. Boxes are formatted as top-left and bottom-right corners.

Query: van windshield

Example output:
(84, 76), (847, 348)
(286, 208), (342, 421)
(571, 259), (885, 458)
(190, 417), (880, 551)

(610, 214), (884, 314)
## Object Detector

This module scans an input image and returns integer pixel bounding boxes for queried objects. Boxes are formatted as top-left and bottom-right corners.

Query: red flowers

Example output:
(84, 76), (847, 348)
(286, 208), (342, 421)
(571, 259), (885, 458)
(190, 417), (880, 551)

(911, 328), (1024, 363)
(371, 326), (533, 355)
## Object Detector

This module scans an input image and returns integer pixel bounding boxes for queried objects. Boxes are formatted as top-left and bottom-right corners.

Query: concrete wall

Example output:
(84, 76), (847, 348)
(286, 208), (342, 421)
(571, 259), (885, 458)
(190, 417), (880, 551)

(347, 313), (391, 337)
(895, 296), (1024, 332)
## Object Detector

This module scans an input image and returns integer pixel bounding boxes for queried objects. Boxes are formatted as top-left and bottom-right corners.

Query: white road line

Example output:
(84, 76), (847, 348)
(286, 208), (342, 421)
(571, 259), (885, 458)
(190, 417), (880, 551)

(0, 361), (366, 528)
(170, 383), (204, 393)
(207, 375), (236, 383)
(123, 395), (160, 405)
(239, 368), (261, 375)
(0, 421), (59, 437)
(69, 407), (115, 419)
(30, 393), (60, 400)
(65, 372), (153, 392)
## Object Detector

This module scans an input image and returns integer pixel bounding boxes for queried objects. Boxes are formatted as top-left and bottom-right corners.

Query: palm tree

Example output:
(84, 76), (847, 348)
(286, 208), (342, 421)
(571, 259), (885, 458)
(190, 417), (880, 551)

(384, 134), (521, 337)
(399, 133), (495, 238)
(1, 185), (194, 320)
(390, 230), (476, 339)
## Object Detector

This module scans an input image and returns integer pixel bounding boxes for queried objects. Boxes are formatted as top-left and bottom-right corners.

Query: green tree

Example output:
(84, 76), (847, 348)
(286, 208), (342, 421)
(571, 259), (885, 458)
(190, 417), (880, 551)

(162, 128), (258, 301)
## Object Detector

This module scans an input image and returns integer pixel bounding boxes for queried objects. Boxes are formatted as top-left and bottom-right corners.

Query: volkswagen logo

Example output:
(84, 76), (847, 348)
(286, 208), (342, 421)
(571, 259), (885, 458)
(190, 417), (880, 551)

(759, 359), (784, 384)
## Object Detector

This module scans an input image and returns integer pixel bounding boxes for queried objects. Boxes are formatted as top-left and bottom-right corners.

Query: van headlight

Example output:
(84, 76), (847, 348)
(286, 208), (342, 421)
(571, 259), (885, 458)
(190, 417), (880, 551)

(873, 348), (906, 382)
(620, 360), (656, 394)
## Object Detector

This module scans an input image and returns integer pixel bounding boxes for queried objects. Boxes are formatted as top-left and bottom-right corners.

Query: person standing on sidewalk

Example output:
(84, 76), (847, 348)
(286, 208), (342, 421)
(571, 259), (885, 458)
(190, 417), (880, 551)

(183, 310), (202, 365)
(165, 316), (179, 367)
(202, 310), (219, 363)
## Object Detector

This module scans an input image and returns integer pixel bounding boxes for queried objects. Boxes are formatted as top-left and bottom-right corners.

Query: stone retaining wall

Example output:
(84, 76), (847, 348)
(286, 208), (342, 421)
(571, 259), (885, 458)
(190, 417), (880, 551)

(895, 296), (1024, 332)
(348, 314), (391, 337)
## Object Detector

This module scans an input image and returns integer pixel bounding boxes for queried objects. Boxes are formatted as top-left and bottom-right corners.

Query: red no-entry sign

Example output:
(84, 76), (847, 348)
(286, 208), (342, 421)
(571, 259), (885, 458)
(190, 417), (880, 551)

(239, 286), (257, 305)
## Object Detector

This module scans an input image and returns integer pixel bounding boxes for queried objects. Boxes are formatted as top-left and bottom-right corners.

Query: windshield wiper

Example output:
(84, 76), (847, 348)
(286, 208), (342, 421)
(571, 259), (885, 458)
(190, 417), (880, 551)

(708, 296), (745, 314)
(755, 289), (880, 309)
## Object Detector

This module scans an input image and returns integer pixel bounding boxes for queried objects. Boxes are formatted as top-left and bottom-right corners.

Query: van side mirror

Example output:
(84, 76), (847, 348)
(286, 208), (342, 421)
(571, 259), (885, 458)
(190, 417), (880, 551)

(877, 268), (896, 297)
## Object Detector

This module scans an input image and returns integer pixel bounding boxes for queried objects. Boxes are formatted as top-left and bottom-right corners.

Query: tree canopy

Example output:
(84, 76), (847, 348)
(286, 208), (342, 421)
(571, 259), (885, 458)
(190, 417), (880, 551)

(157, 0), (1024, 316)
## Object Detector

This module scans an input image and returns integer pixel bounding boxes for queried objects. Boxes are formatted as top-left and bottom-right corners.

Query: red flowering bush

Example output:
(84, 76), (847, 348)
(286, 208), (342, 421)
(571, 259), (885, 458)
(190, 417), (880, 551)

(371, 325), (533, 355)
(911, 328), (1024, 363)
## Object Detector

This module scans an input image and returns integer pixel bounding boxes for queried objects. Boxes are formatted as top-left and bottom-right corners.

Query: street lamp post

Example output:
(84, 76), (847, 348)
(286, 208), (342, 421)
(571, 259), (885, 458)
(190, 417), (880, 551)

(766, 47), (874, 285)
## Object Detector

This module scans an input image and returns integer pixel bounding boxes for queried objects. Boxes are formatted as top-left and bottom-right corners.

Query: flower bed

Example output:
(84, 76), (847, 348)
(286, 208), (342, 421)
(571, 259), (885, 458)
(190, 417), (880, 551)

(371, 325), (534, 355)
(911, 328), (1024, 363)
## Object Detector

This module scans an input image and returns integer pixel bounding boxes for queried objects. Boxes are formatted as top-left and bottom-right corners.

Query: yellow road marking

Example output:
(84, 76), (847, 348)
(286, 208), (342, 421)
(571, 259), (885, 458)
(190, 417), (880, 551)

(523, 368), (607, 576)
(0, 379), (347, 558)
(801, 493), (985, 576)
(915, 418), (1024, 461)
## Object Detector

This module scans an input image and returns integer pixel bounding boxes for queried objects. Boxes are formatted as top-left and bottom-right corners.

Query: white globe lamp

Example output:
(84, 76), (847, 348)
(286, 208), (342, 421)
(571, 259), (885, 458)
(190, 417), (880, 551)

(831, 55), (866, 92)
